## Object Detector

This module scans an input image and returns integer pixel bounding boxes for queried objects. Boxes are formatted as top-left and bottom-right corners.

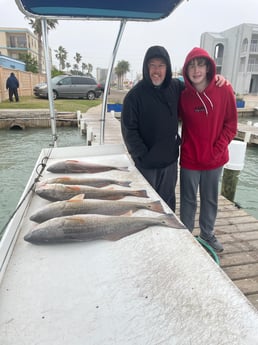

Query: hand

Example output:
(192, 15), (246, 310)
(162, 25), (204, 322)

(215, 74), (230, 87)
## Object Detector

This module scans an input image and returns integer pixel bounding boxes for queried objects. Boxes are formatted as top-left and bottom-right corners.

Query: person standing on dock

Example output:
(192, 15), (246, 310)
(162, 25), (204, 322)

(6, 72), (19, 102)
(121, 46), (184, 212)
(121, 46), (226, 212)
(179, 47), (237, 252)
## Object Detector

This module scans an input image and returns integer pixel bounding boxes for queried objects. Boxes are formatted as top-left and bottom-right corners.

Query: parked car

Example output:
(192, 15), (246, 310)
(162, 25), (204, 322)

(33, 75), (102, 100)
(98, 80), (110, 94)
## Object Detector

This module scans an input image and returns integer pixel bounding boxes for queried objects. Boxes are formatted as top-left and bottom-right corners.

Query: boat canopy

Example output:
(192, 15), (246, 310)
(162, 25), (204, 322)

(15, 0), (184, 21)
(15, 0), (185, 145)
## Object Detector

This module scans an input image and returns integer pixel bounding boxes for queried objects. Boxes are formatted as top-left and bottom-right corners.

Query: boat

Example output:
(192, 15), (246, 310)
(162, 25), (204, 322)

(1, 1), (258, 344)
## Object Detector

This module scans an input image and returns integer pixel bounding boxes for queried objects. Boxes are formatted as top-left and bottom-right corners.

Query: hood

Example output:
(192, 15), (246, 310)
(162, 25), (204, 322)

(142, 45), (172, 88)
(182, 47), (216, 90)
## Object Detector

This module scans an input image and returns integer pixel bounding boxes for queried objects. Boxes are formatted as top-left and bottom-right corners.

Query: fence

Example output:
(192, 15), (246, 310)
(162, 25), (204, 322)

(0, 66), (45, 102)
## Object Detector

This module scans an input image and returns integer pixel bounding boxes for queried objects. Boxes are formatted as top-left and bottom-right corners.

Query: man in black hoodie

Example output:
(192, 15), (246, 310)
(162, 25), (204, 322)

(121, 46), (184, 211)
(6, 72), (19, 102)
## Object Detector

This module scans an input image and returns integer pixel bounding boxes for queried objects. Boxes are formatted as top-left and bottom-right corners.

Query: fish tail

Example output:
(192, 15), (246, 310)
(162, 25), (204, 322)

(134, 190), (148, 198)
(158, 214), (186, 229)
(149, 200), (166, 214)
(118, 180), (132, 187)
(117, 166), (129, 172)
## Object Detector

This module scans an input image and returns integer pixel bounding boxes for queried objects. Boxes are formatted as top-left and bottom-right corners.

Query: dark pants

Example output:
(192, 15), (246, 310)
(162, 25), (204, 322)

(8, 88), (19, 102)
(137, 161), (178, 212)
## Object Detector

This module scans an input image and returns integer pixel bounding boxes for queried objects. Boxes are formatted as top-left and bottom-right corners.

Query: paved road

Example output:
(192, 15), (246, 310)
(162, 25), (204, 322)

(107, 88), (128, 104)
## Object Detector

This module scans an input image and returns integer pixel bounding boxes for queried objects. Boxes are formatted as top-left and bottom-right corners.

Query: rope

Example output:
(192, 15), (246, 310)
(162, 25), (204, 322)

(195, 236), (220, 266)
(0, 152), (51, 239)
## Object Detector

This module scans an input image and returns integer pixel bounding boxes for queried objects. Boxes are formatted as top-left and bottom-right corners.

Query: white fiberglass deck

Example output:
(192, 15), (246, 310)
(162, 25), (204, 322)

(1, 144), (258, 345)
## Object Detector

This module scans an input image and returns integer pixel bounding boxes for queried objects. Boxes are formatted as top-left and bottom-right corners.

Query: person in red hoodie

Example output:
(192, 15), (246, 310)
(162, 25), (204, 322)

(179, 47), (237, 252)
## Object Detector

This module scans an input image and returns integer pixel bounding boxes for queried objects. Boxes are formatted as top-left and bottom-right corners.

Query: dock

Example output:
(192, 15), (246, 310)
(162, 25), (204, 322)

(81, 104), (258, 310)
(236, 122), (258, 144)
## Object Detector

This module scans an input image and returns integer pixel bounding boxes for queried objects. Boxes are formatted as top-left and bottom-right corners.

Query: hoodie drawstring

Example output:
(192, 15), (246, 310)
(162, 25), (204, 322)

(196, 91), (214, 115)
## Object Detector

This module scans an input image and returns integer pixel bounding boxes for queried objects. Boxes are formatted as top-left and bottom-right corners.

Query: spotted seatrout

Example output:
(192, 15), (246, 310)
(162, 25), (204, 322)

(35, 183), (148, 202)
(24, 214), (186, 244)
(30, 195), (167, 223)
(47, 160), (129, 173)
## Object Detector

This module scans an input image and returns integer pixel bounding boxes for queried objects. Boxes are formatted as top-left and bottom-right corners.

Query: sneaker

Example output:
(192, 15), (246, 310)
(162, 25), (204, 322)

(200, 235), (224, 253)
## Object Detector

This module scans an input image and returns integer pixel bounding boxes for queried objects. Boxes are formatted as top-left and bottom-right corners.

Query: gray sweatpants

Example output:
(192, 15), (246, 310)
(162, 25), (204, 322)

(180, 167), (223, 239)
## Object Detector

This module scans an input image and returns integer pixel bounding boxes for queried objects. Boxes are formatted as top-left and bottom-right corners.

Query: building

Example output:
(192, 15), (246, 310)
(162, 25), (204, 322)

(0, 55), (25, 71)
(0, 27), (45, 72)
(96, 67), (116, 84)
(201, 23), (258, 95)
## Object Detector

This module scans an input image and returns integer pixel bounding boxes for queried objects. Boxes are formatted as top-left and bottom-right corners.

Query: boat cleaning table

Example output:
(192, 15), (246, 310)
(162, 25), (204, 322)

(1, 144), (258, 344)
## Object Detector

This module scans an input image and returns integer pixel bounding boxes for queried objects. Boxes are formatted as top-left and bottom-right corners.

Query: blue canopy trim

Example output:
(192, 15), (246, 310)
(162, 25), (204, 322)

(15, 0), (184, 21)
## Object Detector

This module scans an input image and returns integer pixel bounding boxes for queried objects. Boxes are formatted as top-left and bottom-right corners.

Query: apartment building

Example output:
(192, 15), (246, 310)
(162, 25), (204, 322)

(0, 27), (45, 72)
(201, 23), (258, 95)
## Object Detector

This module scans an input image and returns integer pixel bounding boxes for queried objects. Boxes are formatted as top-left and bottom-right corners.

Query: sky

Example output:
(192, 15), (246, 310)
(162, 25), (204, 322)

(1, 0), (258, 80)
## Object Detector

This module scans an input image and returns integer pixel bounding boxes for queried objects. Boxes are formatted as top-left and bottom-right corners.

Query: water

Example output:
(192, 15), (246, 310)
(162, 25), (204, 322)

(0, 127), (88, 235)
(1, 123), (258, 236)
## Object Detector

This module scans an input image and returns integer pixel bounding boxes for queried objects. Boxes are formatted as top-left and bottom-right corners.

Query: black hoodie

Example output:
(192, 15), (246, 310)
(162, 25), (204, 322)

(121, 46), (184, 169)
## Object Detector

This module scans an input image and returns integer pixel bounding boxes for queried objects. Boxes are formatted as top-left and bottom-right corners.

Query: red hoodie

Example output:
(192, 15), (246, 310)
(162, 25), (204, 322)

(179, 47), (237, 170)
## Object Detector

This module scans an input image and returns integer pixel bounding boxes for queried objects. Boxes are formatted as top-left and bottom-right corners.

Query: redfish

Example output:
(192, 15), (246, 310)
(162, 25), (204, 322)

(47, 160), (129, 173)
(30, 195), (166, 223)
(24, 214), (186, 244)
(35, 183), (148, 202)
(39, 176), (131, 188)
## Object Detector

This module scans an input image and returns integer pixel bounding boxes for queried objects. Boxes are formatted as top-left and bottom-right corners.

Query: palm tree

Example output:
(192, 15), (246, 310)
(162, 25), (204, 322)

(73, 63), (79, 74)
(87, 63), (93, 76)
(66, 62), (71, 73)
(82, 62), (88, 74)
(55, 46), (68, 71)
(27, 18), (58, 73)
(74, 53), (82, 74)
(115, 60), (130, 89)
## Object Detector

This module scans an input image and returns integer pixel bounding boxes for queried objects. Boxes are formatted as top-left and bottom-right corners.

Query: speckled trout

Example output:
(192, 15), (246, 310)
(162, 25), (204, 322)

(24, 214), (185, 244)
(39, 176), (132, 188)
(35, 183), (148, 202)
(47, 160), (129, 173)
(30, 195), (166, 223)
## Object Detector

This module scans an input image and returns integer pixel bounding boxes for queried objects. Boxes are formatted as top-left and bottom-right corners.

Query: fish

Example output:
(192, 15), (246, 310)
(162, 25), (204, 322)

(30, 195), (166, 223)
(24, 214), (186, 244)
(34, 183), (148, 202)
(38, 176), (132, 188)
(46, 160), (129, 173)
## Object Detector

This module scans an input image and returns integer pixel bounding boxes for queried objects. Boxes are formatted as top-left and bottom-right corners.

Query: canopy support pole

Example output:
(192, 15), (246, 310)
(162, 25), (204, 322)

(41, 18), (58, 147)
(99, 19), (126, 145)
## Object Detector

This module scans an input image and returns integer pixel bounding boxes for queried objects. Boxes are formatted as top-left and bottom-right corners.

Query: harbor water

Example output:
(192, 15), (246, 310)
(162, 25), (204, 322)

(0, 124), (258, 236)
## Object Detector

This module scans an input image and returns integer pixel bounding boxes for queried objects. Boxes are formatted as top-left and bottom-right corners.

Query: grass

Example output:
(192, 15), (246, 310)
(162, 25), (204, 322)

(0, 96), (102, 112)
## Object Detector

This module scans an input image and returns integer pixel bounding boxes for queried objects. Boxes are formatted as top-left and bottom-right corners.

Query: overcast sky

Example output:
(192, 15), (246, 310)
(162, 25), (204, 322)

(1, 0), (258, 79)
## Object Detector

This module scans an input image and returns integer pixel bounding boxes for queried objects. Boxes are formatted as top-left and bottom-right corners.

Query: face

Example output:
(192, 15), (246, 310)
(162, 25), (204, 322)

(148, 58), (167, 86)
(187, 58), (209, 89)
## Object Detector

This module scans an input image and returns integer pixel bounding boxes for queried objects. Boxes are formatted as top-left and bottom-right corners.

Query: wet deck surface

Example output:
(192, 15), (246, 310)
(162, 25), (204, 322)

(84, 105), (258, 310)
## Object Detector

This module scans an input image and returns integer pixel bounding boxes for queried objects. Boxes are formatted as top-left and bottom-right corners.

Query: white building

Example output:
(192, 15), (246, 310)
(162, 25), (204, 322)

(201, 23), (258, 95)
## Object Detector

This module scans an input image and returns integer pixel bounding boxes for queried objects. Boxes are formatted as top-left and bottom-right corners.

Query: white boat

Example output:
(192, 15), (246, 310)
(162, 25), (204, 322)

(1, 1), (258, 344)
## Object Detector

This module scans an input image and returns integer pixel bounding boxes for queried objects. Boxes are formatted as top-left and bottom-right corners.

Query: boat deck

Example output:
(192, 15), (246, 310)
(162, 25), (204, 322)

(83, 105), (258, 310)
(1, 106), (258, 344)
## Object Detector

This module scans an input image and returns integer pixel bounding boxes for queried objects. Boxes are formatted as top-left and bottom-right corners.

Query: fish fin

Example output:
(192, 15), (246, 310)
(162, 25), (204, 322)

(68, 194), (85, 201)
(66, 159), (79, 163)
(121, 210), (134, 216)
(135, 190), (148, 198)
(149, 200), (166, 214)
(158, 214), (186, 229)
(119, 180), (132, 187)
(117, 166), (129, 172)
